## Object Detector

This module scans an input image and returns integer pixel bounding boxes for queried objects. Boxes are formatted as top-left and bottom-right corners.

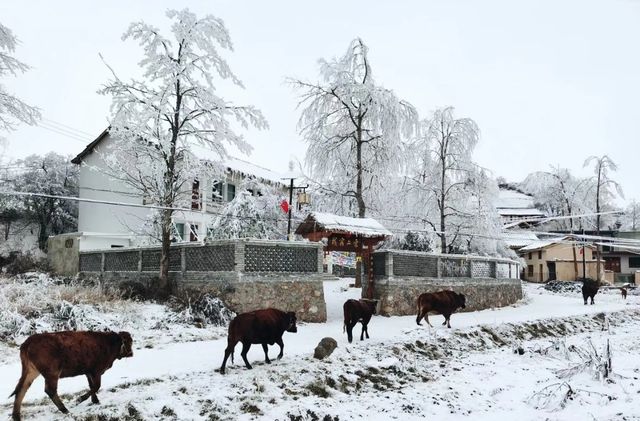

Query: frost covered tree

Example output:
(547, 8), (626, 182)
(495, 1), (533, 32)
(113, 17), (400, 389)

(14, 153), (78, 251)
(289, 38), (418, 218)
(622, 200), (640, 231)
(208, 178), (286, 240)
(98, 9), (267, 293)
(0, 22), (40, 134)
(522, 166), (592, 279)
(583, 155), (623, 281)
(409, 107), (480, 254)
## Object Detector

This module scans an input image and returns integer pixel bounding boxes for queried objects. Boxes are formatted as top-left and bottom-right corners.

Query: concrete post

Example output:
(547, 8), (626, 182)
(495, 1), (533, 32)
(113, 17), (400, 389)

(385, 251), (394, 278)
(235, 241), (245, 273)
(100, 252), (105, 273)
(436, 257), (442, 278)
(138, 250), (143, 272)
(181, 246), (187, 276)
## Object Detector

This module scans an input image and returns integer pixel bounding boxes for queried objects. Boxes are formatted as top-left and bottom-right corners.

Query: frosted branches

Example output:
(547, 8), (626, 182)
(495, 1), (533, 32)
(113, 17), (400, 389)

(289, 38), (418, 218)
(0, 22), (40, 133)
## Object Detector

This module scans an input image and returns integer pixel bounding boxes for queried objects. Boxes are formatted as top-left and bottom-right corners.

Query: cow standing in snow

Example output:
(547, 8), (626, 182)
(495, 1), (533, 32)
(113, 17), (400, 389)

(10, 331), (133, 421)
(581, 278), (599, 305)
(343, 299), (378, 343)
(220, 308), (297, 374)
(416, 290), (466, 328)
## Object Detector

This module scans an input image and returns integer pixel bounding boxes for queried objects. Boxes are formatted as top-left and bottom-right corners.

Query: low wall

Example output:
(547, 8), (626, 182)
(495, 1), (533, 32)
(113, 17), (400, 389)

(78, 239), (328, 322)
(370, 250), (522, 316)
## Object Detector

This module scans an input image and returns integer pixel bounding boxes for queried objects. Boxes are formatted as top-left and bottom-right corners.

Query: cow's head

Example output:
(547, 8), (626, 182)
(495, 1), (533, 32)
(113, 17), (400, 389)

(118, 331), (134, 359)
(456, 293), (466, 309)
(363, 299), (378, 315)
(286, 311), (298, 333)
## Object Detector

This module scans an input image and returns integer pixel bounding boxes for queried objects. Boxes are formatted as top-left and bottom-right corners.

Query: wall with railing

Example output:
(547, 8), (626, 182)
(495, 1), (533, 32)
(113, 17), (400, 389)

(370, 250), (522, 316)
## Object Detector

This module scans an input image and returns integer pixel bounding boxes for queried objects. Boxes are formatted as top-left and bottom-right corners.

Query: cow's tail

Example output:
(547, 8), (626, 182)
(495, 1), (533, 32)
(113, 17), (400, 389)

(9, 350), (28, 398)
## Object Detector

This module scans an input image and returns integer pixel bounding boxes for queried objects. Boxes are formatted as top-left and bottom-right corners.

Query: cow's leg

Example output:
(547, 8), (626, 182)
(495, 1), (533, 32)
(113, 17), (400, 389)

(364, 321), (370, 339)
(346, 321), (355, 343)
(262, 343), (271, 364)
(220, 340), (237, 374)
(11, 361), (39, 421)
(444, 314), (452, 328)
(360, 322), (365, 341)
(591, 296), (595, 305)
(276, 337), (284, 360)
(240, 341), (252, 370)
(43, 374), (68, 414)
(78, 374), (100, 404)
(416, 308), (424, 326)
(424, 312), (433, 328)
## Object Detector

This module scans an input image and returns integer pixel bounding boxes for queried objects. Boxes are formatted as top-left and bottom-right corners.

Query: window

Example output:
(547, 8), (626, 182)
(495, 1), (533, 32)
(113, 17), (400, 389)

(190, 224), (199, 242)
(226, 183), (236, 202)
(174, 223), (185, 242)
(191, 180), (200, 210)
(212, 181), (223, 202)
(527, 265), (534, 277)
(629, 257), (640, 268)
(528, 252), (532, 260)
(538, 250), (542, 259)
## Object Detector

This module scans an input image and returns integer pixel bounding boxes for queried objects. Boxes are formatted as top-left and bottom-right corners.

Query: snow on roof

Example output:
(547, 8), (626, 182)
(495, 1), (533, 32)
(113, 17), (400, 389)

(223, 156), (284, 184)
(498, 208), (546, 216)
(501, 230), (539, 248)
(518, 237), (568, 252)
(496, 189), (537, 209)
(296, 212), (392, 237)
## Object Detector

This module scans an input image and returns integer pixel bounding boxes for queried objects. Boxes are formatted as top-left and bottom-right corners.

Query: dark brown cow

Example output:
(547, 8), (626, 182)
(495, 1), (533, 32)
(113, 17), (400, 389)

(416, 290), (466, 328)
(621, 287), (627, 299)
(220, 308), (297, 374)
(343, 299), (378, 343)
(10, 331), (133, 421)
(581, 278), (599, 305)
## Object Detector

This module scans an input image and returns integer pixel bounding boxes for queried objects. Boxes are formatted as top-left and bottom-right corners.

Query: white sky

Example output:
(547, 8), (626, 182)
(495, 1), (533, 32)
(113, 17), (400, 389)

(1, 0), (639, 204)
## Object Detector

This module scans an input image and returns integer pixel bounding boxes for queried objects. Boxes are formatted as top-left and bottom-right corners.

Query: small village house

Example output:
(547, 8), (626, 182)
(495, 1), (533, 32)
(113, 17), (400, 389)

(518, 236), (610, 284)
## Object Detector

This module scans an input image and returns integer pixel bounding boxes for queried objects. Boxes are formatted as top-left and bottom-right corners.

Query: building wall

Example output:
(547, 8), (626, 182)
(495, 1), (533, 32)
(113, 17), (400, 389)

(77, 135), (149, 239)
(47, 233), (80, 275)
(521, 243), (600, 282)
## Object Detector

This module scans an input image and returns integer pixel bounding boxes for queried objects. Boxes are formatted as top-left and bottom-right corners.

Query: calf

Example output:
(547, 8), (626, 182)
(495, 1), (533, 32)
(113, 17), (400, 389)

(581, 278), (599, 305)
(621, 287), (628, 299)
(10, 331), (133, 421)
(416, 290), (466, 328)
(343, 299), (378, 343)
(220, 308), (297, 374)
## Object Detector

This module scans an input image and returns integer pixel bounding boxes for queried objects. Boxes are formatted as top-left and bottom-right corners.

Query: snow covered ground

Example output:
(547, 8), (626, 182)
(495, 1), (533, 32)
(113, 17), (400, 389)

(1, 279), (639, 420)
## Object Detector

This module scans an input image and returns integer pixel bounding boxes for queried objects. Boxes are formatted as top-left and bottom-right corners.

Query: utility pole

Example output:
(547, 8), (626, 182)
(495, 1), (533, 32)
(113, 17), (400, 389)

(287, 178), (294, 240)
(582, 229), (586, 279)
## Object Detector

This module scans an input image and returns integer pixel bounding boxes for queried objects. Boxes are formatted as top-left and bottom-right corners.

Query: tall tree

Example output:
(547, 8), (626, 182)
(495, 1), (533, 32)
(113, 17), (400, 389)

(289, 38), (418, 218)
(15, 153), (78, 251)
(99, 9), (267, 294)
(289, 38), (418, 287)
(0, 22), (40, 134)
(411, 107), (479, 253)
(583, 155), (623, 281)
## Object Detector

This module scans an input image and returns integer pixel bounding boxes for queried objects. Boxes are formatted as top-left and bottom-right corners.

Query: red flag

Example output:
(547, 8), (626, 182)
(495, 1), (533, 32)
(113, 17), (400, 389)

(280, 199), (289, 214)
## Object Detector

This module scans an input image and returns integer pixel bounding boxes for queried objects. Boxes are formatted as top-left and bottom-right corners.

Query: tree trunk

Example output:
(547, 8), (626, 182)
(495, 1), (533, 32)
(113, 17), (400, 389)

(158, 208), (173, 296)
(354, 116), (365, 288)
(595, 166), (602, 282)
(37, 220), (48, 252)
(439, 137), (447, 254)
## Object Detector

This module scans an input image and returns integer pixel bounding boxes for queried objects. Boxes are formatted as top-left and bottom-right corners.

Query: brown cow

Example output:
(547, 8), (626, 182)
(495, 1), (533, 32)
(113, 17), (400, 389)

(220, 308), (297, 374)
(416, 290), (466, 328)
(621, 287), (628, 299)
(343, 299), (378, 343)
(581, 278), (599, 305)
(10, 331), (133, 421)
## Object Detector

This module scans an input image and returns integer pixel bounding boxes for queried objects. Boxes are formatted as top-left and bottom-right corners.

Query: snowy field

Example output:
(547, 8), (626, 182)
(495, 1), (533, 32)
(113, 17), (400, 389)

(1, 279), (639, 420)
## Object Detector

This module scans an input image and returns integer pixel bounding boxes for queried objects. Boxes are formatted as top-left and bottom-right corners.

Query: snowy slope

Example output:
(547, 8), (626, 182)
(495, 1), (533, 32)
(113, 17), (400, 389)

(1, 281), (639, 420)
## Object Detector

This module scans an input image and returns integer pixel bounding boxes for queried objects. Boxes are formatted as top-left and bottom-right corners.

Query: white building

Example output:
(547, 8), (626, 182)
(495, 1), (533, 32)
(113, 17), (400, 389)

(496, 186), (545, 227)
(70, 129), (286, 251)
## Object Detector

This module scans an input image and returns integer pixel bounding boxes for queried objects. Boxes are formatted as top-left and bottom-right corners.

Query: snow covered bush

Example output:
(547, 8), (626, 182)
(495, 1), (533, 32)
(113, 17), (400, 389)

(168, 292), (235, 327)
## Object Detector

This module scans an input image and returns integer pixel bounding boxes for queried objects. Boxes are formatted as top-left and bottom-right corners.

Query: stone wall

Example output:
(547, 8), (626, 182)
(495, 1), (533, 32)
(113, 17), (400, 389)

(77, 239), (327, 323)
(369, 250), (522, 316)
(373, 277), (522, 316)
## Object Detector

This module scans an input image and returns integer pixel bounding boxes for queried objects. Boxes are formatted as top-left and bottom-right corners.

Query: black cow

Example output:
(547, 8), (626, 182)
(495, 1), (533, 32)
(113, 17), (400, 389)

(416, 290), (466, 328)
(343, 299), (378, 343)
(220, 308), (297, 374)
(581, 278), (599, 305)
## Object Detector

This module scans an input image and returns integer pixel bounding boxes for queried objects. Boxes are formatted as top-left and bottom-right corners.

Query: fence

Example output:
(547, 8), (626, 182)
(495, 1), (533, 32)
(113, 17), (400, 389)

(372, 249), (521, 280)
(79, 239), (323, 275)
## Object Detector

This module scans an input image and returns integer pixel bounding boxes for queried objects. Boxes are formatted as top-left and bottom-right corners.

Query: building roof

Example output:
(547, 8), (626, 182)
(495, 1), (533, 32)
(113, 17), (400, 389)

(70, 128), (284, 184)
(518, 237), (569, 252)
(501, 230), (539, 248)
(295, 212), (392, 238)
